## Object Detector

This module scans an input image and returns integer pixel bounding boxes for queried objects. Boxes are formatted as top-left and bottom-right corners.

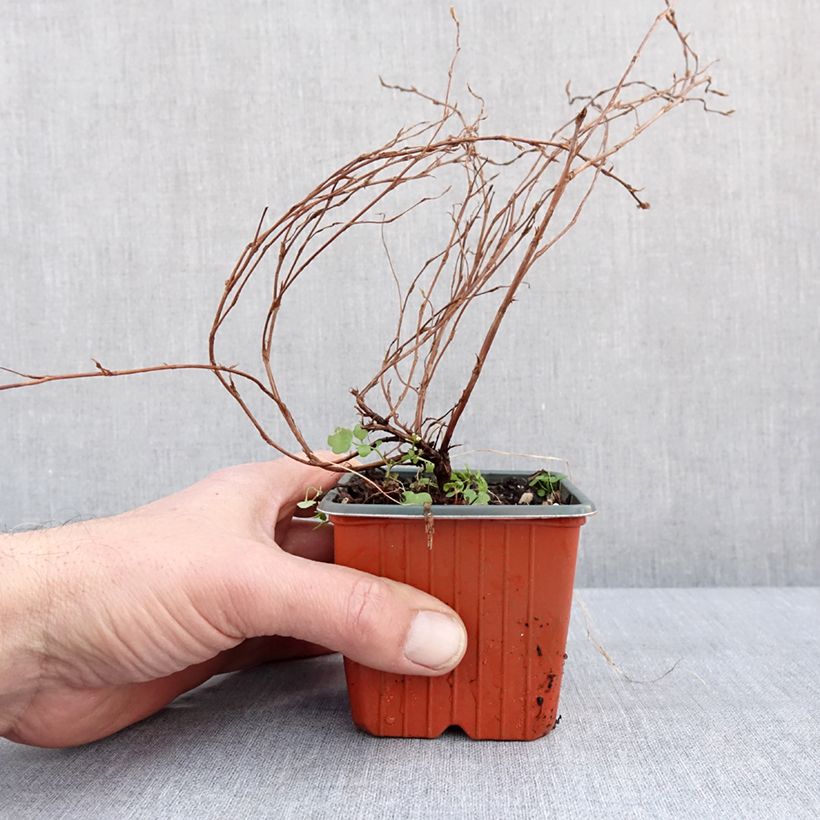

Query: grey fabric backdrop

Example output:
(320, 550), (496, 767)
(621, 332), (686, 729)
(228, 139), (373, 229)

(1, 1), (817, 586)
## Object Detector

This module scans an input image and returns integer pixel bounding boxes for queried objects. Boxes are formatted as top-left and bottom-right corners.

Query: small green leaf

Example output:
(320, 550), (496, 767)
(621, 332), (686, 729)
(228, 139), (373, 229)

(463, 488), (477, 503)
(296, 499), (316, 509)
(327, 427), (353, 454)
(529, 471), (565, 490)
(401, 490), (433, 505)
(356, 443), (372, 457)
(475, 491), (491, 505)
(353, 424), (368, 441)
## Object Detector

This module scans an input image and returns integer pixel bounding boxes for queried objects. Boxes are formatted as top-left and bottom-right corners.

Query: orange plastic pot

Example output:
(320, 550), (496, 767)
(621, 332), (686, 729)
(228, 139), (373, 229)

(320, 472), (595, 741)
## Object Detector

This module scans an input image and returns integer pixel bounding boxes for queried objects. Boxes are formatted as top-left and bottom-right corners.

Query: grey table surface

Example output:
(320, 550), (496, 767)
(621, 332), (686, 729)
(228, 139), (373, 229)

(1, 587), (818, 820)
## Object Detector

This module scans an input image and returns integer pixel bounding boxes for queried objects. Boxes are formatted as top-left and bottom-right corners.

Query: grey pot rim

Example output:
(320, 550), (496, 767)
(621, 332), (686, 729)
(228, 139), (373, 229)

(319, 468), (597, 520)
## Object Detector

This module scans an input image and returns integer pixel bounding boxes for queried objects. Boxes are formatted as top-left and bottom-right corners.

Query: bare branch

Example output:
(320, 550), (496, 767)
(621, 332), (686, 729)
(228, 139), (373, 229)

(2, 3), (729, 494)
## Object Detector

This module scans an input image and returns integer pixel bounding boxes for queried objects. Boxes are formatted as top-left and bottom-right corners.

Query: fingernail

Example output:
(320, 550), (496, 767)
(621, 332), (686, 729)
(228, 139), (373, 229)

(404, 610), (467, 670)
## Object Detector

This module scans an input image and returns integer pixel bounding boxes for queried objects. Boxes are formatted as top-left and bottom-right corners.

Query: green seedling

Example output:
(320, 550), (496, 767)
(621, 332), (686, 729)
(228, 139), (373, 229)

(296, 485), (323, 510)
(443, 467), (490, 505)
(295, 486), (328, 527)
(327, 426), (353, 454)
(327, 423), (383, 458)
(528, 471), (565, 500)
(401, 490), (433, 505)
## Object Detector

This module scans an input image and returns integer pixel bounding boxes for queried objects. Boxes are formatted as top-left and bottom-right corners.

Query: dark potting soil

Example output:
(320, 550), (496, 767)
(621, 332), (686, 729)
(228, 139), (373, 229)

(330, 468), (568, 507)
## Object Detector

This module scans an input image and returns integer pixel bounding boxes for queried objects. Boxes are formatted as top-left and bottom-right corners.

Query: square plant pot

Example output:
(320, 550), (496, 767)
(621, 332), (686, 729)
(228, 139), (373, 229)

(320, 471), (596, 741)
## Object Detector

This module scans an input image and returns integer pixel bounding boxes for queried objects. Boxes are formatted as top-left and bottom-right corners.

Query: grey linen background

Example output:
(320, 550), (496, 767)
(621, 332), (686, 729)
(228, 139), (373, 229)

(0, 1), (818, 587)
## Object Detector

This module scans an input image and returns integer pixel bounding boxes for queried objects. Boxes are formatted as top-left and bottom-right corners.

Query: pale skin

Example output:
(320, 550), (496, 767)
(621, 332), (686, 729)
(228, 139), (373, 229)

(0, 454), (467, 748)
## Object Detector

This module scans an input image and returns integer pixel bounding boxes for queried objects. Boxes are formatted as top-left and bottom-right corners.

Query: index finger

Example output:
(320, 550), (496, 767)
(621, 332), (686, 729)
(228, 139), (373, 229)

(267, 450), (353, 519)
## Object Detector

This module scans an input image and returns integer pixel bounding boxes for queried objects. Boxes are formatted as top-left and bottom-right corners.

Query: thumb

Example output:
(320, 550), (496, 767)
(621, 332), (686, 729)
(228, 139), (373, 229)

(240, 550), (468, 676)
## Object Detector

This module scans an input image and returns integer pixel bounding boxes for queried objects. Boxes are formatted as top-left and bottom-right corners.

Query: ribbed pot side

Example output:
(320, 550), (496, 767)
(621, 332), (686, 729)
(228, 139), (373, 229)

(330, 514), (586, 741)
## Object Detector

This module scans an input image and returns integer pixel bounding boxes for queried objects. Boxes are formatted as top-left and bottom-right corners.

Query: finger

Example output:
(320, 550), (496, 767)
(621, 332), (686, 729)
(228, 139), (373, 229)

(182, 452), (344, 540)
(266, 450), (350, 520)
(273, 514), (294, 546)
(274, 511), (323, 546)
(12, 657), (231, 748)
(217, 636), (333, 672)
(227, 451), (347, 538)
(236, 552), (468, 677)
(17, 638), (335, 748)
(277, 518), (334, 562)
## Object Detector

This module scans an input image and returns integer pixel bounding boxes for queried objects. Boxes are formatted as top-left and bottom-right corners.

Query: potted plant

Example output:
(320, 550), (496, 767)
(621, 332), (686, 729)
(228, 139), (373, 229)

(1, 5), (728, 740)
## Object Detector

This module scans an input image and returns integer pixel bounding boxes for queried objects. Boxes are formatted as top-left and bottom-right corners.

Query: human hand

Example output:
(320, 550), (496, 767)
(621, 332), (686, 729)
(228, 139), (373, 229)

(0, 455), (467, 747)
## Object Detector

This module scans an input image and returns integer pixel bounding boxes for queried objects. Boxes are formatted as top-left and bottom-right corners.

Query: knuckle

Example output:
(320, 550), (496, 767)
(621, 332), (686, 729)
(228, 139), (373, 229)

(344, 575), (391, 640)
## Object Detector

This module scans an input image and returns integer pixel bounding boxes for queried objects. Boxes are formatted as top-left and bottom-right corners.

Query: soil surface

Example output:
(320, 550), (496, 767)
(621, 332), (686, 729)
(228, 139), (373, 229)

(329, 468), (570, 506)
